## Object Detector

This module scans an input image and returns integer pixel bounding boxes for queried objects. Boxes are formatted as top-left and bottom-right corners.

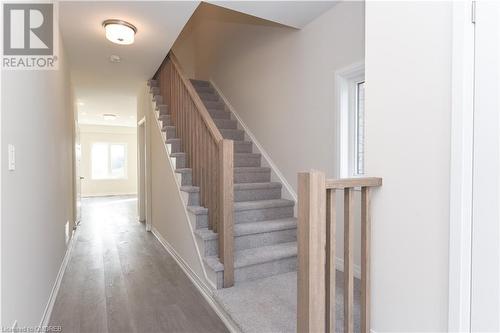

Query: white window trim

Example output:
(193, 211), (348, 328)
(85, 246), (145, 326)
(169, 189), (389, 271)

(448, 1), (475, 331)
(335, 61), (365, 179)
(91, 142), (128, 180)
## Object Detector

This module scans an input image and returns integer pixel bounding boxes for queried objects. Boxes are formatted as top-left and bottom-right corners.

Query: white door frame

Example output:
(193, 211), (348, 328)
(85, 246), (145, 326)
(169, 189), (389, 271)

(448, 1), (475, 331)
(137, 115), (152, 232)
(138, 117), (146, 223)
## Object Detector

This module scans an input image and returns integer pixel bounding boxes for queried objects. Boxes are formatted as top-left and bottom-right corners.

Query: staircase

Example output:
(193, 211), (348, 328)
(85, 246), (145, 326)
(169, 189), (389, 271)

(150, 76), (298, 289)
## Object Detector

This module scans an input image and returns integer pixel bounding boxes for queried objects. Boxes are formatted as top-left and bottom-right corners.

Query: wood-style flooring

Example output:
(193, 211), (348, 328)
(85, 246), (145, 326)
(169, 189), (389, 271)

(49, 195), (228, 333)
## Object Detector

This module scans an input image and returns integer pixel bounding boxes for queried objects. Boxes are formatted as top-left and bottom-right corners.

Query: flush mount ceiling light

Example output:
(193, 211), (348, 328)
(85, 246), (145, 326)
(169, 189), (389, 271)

(102, 19), (137, 45)
(103, 113), (117, 121)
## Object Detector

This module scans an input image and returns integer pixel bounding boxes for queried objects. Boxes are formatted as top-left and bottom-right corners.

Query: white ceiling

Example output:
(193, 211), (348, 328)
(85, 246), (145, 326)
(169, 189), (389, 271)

(60, 1), (200, 127)
(209, 1), (338, 28)
(60, 1), (337, 127)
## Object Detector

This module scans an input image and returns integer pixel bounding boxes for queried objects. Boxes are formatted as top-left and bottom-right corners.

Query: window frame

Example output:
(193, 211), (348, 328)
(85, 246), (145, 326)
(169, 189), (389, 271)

(91, 142), (128, 180)
(335, 62), (365, 178)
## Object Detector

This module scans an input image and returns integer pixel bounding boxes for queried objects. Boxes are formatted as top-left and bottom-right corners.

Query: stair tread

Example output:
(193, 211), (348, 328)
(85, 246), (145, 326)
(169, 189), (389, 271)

(180, 185), (199, 193)
(235, 141), (252, 146)
(234, 199), (294, 212)
(175, 168), (191, 173)
(196, 217), (297, 240)
(205, 242), (297, 272)
(166, 138), (180, 143)
(187, 205), (208, 215)
(235, 152), (260, 158)
(234, 167), (270, 173)
(191, 79), (210, 87)
(234, 182), (281, 190)
(170, 152), (185, 157)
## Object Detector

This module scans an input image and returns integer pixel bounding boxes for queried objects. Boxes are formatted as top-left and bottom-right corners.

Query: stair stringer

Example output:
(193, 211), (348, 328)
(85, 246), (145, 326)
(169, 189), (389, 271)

(209, 79), (298, 216)
(147, 83), (219, 290)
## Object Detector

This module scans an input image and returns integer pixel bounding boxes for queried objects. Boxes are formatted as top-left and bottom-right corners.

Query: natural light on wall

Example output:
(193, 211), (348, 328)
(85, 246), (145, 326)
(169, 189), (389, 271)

(91, 143), (127, 179)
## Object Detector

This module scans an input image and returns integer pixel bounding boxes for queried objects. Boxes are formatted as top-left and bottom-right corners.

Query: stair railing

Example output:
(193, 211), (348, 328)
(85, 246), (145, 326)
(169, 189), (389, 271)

(297, 171), (382, 333)
(154, 52), (235, 287)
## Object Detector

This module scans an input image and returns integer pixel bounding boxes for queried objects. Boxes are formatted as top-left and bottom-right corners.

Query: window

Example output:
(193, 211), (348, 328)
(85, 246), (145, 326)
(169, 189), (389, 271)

(335, 63), (365, 177)
(355, 81), (365, 175)
(91, 143), (127, 179)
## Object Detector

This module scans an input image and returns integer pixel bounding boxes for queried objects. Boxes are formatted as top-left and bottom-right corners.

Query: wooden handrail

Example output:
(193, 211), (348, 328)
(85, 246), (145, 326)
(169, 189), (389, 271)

(154, 52), (234, 287)
(167, 53), (223, 143)
(297, 171), (382, 333)
(326, 177), (382, 189)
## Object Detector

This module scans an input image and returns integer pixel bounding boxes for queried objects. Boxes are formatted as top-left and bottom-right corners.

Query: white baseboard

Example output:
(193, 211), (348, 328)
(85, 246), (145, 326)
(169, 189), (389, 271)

(39, 226), (79, 327)
(335, 257), (361, 279)
(151, 227), (241, 333)
(209, 79), (297, 208)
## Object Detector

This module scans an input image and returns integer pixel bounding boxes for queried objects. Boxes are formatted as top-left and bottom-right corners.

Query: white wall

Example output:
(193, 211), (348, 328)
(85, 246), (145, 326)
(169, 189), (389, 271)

(365, 2), (452, 331)
(80, 125), (137, 197)
(174, 2), (365, 190)
(137, 83), (206, 284)
(1, 41), (74, 326)
(173, 1), (365, 273)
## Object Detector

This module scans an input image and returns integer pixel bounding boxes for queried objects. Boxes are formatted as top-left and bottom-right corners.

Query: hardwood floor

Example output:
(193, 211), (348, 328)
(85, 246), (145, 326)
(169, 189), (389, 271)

(49, 195), (228, 333)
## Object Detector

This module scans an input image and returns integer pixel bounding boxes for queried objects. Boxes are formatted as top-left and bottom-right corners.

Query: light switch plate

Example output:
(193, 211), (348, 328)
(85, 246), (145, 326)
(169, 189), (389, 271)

(8, 144), (15, 171)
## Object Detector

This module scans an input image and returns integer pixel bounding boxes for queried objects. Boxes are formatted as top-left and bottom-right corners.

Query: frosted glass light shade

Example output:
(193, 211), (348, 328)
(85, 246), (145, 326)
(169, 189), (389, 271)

(103, 20), (136, 45)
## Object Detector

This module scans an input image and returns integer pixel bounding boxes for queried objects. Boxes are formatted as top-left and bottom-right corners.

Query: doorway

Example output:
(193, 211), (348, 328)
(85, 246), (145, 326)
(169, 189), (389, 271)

(450, 1), (500, 330)
(137, 117), (149, 230)
(470, 1), (500, 329)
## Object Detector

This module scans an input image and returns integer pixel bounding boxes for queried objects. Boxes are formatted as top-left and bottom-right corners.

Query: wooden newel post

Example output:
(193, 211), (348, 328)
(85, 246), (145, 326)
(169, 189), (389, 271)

(297, 170), (326, 333)
(219, 139), (234, 288)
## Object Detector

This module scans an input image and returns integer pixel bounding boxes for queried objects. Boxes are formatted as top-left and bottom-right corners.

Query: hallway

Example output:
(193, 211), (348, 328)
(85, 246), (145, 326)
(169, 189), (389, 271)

(49, 196), (228, 333)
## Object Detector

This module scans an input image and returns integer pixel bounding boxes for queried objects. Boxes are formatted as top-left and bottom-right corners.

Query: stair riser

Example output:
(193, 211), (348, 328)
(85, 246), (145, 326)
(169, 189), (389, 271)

(163, 127), (176, 139)
(157, 105), (168, 115)
(214, 119), (237, 129)
(150, 87), (160, 95)
(212, 256), (297, 288)
(200, 228), (297, 256)
(221, 129), (244, 141)
(166, 140), (181, 153)
(159, 116), (171, 126)
(234, 171), (271, 184)
(235, 206), (294, 224)
(147, 79), (158, 87)
(208, 109), (231, 119)
(204, 101), (225, 109)
(200, 93), (219, 102)
(195, 86), (214, 94)
(235, 187), (282, 202)
(172, 155), (186, 169)
(176, 171), (192, 186)
(234, 155), (261, 167)
(234, 142), (253, 153)
(153, 95), (163, 104)
(184, 191), (199, 206)
(191, 80), (210, 88)
(194, 214), (208, 229)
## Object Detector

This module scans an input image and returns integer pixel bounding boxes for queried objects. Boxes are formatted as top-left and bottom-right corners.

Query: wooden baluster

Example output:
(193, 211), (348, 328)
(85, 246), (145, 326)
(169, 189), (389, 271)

(219, 139), (234, 287)
(361, 187), (371, 333)
(297, 171), (326, 333)
(326, 189), (336, 333)
(213, 141), (219, 233)
(344, 188), (354, 333)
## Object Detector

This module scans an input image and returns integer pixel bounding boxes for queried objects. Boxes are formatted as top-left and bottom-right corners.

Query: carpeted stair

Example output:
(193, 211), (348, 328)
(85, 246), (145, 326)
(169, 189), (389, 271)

(148, 79), (298, 289)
